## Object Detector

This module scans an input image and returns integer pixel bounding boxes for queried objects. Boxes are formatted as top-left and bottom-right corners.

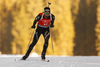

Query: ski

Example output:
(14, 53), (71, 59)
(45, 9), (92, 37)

(41, 59), (50, 62)
(14, 59), (24, 61)
(14, 59), (20, 61)
(14, 58), (50, 62)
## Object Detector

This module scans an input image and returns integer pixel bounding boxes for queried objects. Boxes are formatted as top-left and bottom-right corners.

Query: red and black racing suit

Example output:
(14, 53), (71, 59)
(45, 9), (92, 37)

(25, 12), (55, 59)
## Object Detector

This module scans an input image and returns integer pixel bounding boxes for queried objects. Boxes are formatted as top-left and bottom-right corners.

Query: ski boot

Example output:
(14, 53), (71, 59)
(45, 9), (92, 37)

(21, 55), (28, 60)
(41, 53), (45, 61)
(21, 53), (29, 60)
(21, 46), (32, 60)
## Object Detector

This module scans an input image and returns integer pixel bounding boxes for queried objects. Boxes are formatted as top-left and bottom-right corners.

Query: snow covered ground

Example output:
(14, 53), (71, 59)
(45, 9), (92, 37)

(0, 55), (100, 67)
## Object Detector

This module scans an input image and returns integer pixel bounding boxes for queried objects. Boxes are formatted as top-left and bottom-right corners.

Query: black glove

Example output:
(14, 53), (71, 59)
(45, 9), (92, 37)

(31, 25), (35, 28)
(50, 25), (54, 27)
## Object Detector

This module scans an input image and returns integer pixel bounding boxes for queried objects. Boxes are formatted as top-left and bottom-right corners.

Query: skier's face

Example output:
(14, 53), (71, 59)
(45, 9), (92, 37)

(44, 11), (50, 17)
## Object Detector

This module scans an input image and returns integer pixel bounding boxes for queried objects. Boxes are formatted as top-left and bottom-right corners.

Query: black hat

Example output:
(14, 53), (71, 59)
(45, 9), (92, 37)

(44, 7), (50, 12)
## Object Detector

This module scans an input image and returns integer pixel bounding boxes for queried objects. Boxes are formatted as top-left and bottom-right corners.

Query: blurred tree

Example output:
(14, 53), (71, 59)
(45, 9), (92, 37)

(95, 0), (100, 55)
(73, 0), (98, 55)
(0, 0), (14, 54)
(11, 0), (44, 54)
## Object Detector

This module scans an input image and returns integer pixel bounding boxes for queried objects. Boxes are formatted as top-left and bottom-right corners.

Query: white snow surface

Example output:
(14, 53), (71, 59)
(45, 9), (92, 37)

(0, 55), (100, 67)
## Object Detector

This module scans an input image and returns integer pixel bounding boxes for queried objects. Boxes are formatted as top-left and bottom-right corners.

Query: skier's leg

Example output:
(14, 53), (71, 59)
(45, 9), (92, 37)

(41, 31), (50, 60)
(26, 32), (40, 55)
(22, 32), (41, 60)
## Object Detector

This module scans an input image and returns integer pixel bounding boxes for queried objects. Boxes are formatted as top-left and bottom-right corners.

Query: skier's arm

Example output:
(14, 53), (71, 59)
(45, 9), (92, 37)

(50, 14), (55, 27)
(31, 14), (41, 28)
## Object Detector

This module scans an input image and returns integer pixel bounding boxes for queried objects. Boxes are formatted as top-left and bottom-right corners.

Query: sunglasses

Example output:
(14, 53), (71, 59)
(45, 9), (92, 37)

(45, 12), (50, 14)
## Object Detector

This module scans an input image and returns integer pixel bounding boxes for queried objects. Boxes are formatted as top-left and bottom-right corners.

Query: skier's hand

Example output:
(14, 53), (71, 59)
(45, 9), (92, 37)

(50, 25), (54, 28)
(31, 25), (35, 29)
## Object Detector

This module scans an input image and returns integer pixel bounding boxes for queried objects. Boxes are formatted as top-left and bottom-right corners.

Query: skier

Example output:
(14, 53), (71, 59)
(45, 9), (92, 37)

(21, 7), (55, 61)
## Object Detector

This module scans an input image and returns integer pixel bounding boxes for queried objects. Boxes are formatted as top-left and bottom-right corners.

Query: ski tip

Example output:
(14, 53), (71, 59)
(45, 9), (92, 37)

(47, 60), (49, 62)
(14, 59), (17, 61)
(14, 58), (25, 61)
(41, 59), (50, 62)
